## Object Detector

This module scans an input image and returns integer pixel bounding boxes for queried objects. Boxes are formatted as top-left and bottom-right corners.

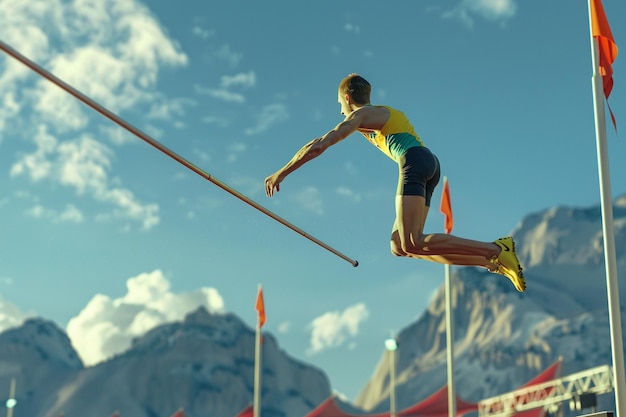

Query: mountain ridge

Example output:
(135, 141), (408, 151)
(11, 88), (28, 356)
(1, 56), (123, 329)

(1, 195), (625, 417)
(353, 195), (626, 414)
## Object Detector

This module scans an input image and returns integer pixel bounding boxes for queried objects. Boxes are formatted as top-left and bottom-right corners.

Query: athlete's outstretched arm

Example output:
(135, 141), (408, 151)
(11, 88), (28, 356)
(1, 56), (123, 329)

(265, 116), (361, 197)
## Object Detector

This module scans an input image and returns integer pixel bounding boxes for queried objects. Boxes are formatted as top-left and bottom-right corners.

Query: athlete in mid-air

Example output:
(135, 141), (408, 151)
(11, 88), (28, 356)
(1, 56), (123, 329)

(264, 73), (525, 292)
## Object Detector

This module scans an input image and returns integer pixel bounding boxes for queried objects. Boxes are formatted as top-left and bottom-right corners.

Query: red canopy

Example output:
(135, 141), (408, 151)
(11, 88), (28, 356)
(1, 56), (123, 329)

(234, 405), (254, 417)
(480, 358), (564, 417)
(304, 387), (476, 417)
(511, 358), (563, 417)
(305, 396), (387, 417)
(169, 408), (186, 417)
(304, 358), (564, 417)
(398, 385), (478, 417)
(520, 359), (563, 388)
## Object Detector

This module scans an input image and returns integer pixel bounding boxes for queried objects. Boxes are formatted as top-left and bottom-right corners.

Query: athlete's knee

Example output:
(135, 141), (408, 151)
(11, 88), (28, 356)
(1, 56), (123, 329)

(389, 236), (409, 256)
(390, 239), (408, 257)
(401, 236), (429, 257)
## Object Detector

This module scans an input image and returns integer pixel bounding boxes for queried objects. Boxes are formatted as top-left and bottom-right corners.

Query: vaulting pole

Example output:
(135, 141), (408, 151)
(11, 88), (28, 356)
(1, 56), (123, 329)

(0, 40), (358, 267)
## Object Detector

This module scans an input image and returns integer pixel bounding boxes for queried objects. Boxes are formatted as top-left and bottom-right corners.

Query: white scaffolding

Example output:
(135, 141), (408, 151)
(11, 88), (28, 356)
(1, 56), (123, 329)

(478, 365), (615, 417)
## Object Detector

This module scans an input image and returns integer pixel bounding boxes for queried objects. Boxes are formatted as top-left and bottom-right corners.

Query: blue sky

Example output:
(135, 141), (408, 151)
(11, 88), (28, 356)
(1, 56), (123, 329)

(0, 0), (624, 402)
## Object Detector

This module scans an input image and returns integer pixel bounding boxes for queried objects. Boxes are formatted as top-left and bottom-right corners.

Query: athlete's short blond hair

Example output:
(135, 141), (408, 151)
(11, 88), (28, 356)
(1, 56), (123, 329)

(338, 73), (371, 105)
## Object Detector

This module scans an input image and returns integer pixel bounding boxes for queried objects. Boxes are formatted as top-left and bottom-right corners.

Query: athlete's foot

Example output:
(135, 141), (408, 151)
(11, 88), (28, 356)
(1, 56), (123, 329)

(490, 236), (526, 292)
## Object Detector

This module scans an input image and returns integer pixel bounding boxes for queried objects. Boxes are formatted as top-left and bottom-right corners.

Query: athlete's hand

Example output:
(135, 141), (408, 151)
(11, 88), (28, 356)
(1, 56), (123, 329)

(265, 172), (283, 197)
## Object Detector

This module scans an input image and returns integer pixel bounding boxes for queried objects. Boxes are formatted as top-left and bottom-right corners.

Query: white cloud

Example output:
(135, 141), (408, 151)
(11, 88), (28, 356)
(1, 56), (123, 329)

(215, 44), (243, 68)
(244, 103), (289, 135)
(445, 0), (517, 27)
(0, 0), (188, 130)
(221, 71), (256, 88)
(101, 125), (136, 146)
(201, 114), (231, 127)
(58, 204), (84, 222)
(229, 143), (247, 153)
(10, 124), (57, 180)
(66, 269), (226, 366)
(147, 97), (195, 121)
(292, 186), (324, 215)
(209, 89), (246, 103)
(143, 124), (165, 140)
(228, 175), (261, 197)
(277, 321), (291, 334)
(307, 303), (369, 355)
(26, 204), (46, 219)
(0, 0), (186, 229)
(26, 203), (84, 223)
(227, 142), (248, 163)
(192, 148), (212, 163)
(0, 294), (34, 334)
(343, 161), (359, 175)
(344, 23), (360, 34)
(336, 186), (361, 203)
(0, 16), (51, 92)
(470, 0), (517, 19)
(11, 127), (159, 230)
(193, 72), (255, 104)
(0, 92), (21, 143)
(192, 25), (215, 40)
(56, 136), (113, 194)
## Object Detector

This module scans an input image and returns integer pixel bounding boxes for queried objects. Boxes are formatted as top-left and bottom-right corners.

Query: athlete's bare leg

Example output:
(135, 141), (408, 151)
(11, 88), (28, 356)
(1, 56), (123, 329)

(389, 195), (500, 267)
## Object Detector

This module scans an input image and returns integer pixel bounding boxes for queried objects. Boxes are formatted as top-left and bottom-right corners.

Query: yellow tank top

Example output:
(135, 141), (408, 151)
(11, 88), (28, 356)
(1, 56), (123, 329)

(362, 105), (424, 161)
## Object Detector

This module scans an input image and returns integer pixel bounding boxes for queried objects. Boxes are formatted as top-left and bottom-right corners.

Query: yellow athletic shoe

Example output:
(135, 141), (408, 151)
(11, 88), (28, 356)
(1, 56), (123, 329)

(490, 236), (526, 292)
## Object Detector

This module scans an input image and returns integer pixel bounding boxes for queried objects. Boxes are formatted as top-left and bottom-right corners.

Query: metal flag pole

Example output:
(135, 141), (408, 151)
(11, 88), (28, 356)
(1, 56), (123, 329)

(6, 378), (16, 417)
(0, 40), (358, 267)
(440, 176), (456, 417)
(587, 1), (625, 415)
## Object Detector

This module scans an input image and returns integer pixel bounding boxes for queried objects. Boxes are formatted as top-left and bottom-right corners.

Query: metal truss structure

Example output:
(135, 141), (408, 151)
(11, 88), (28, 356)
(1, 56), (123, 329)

(478, 365), (614, 417)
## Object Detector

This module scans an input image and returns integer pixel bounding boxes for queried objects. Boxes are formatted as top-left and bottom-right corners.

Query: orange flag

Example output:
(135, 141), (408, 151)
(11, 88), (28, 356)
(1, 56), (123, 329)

(256, 287), (266, 328)
(439, 177), (453, 234)
(590, 0), (618, 127)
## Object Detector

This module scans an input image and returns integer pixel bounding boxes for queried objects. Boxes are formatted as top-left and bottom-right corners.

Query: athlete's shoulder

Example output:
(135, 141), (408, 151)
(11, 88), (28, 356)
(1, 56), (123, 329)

(351, 105), (389, 130)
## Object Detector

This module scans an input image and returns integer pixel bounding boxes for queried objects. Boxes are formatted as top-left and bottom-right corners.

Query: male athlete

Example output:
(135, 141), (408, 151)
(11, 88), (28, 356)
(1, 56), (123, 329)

(264, 73), (525, 292)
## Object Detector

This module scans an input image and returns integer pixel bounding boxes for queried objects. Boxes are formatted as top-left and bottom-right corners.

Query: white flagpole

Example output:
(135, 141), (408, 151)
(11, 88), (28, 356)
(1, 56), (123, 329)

(445, 263), (456, 417)
(441, 175), (456, 417)
(384, 334), (399, 417)
(587, 1), (626, 415)
(253, 284), (263, 417)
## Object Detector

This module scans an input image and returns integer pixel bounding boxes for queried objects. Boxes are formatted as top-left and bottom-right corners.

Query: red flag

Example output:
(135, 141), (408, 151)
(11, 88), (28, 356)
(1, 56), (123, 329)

(256, 287), (266, 328)
(439, 177), (453, 234)
(590, 0), (618, 127)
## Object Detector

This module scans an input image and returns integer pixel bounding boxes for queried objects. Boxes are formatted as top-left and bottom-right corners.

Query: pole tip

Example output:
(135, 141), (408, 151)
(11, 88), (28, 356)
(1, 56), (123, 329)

(353, 260), (359, 267)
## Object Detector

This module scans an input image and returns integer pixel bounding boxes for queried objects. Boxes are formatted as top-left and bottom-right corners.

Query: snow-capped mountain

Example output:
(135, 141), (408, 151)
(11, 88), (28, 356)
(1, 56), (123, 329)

(354, 195), (626, 414)
(0, 308), (331, 417)
(0, 319), (83, 416)
(1, 195), (625, 417)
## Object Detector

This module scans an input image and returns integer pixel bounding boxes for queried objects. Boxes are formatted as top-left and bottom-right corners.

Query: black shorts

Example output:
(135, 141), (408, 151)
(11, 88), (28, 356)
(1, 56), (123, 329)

(396, 146), (441, 205)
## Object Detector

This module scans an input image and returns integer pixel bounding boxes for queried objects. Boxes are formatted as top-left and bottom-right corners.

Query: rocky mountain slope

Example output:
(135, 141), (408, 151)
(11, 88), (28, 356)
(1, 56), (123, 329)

(2, 196), (625, 417)
(354, 195), (626, 415)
